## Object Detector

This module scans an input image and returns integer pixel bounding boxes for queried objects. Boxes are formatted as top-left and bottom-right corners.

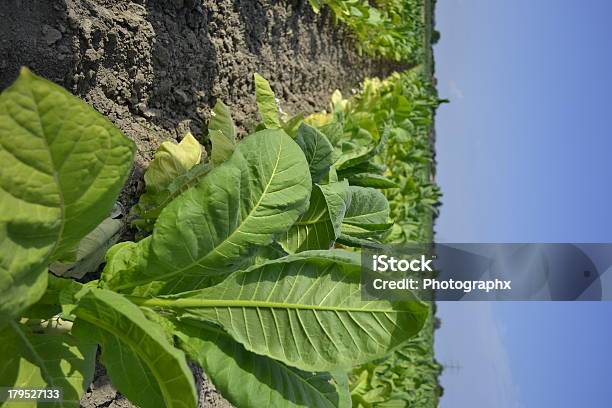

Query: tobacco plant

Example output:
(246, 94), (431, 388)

(303, 69), (444, 406)
(308, 69), (443, 245)
(0, 69), (428, 408)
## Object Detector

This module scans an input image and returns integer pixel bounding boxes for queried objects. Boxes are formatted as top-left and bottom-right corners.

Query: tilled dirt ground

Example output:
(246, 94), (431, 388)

(1, 0), (403, 406)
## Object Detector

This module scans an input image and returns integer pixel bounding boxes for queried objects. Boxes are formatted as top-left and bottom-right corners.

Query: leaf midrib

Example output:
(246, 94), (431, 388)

(128, 296), (413, 314)
(294, 214), (329, 226)
(23, 86), (66, 257)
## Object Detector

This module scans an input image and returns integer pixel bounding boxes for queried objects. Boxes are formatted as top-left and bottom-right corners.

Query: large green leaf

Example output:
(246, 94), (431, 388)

(341, 186), (392, 240)
(318, 182), (352, 234)
(254, 73), (281, 128)
(0, 68), (134, 325)
(103, 129), (311, 294)
(0, 321), (96, 408)
(279, 181), (350, 253)
(72, 288), (197, 408)
(335, 127), (389, 171)
(175, 320), (351, 408)
(295, 123), (335, 182)
(208, 100), (236, 166)
(317, 119), (345, 147)
(134, 251), (428, 372)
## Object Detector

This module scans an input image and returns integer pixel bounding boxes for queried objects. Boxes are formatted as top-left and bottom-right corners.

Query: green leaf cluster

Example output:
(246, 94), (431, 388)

(350, 315), (443, 408)
(256, 70), (444, 407)
(310, 71), (443, 245)
(301, 68), (443, 406)
(0, 70), (428, 408)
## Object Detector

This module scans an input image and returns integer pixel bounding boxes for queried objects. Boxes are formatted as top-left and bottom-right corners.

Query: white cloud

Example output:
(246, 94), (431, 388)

(448, 80), (465, 99)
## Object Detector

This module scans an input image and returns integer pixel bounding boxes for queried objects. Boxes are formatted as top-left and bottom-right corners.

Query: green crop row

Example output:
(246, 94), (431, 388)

(306, 68), (443, 245)
(307, 69), (444, 406)
(350, 314), (442, 407)
(347, 71), (443, 408)
(307, 0), (427, 63)
(0, 69), (435, 408)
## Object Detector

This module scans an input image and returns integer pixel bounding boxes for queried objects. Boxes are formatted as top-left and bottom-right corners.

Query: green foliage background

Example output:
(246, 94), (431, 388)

(310, 68), (443, 408)
(0, 1), (443, 407)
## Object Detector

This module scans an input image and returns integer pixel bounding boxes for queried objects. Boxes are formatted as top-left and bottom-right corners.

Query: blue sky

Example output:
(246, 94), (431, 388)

(433, 1), (612, 407)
